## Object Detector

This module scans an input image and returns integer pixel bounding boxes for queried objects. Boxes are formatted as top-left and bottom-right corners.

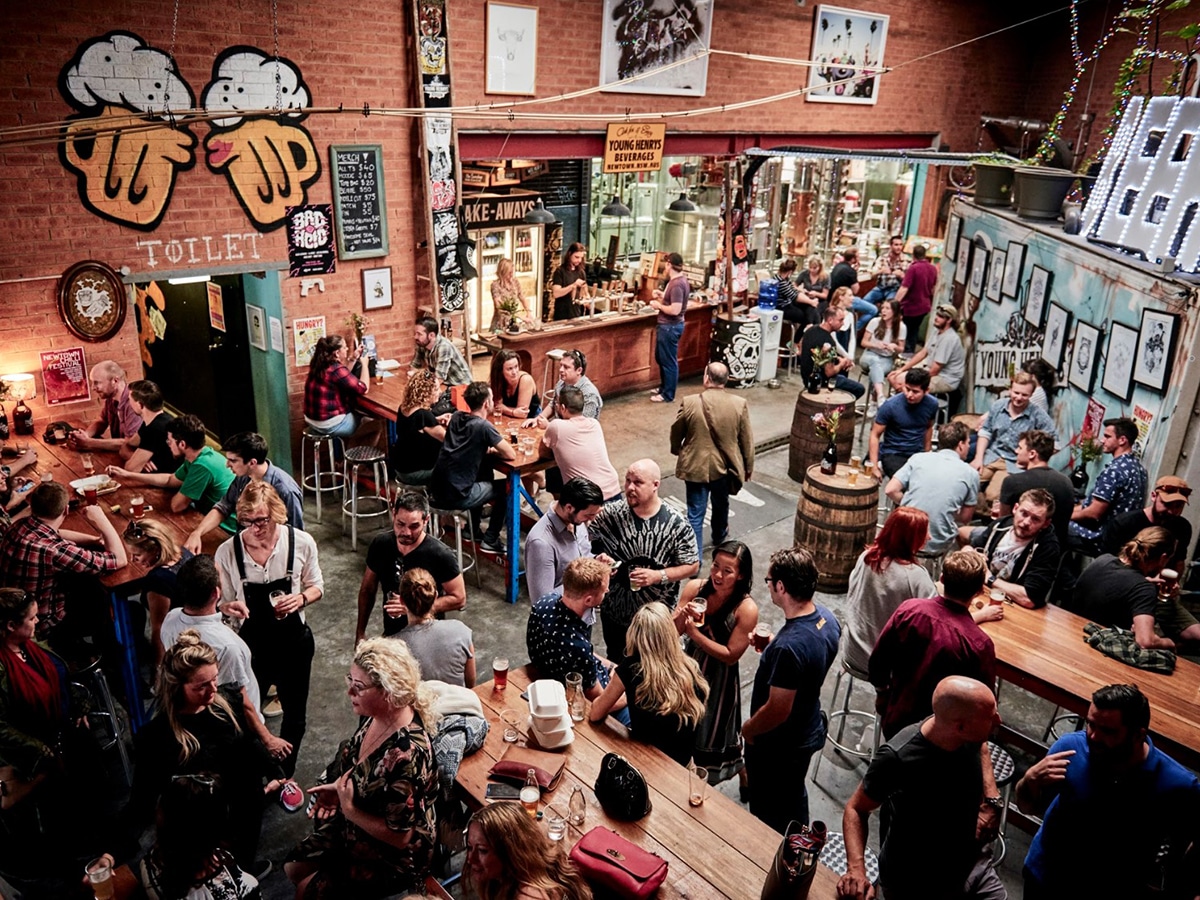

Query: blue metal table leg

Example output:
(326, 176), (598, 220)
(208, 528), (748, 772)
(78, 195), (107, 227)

(110, 589), (147, 731)
(504, 472), (545, 604)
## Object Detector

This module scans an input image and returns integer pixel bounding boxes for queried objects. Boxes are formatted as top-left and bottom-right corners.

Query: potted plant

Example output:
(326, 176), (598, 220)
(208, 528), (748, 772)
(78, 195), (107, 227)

(811, 405), (844, 475)
(808, 345), (841, 394)
(493, 296), (525, 333)
(1012, 165), (1082, 220)
(970, 153), (1021, 207)
(1070, 429), (1104, 493)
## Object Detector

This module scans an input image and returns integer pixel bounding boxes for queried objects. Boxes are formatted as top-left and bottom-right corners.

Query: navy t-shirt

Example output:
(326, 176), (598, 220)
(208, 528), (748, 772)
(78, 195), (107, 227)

(431, 413), (502, 508)
(876, 393), (938, 456)
(749, 604), (840, 748)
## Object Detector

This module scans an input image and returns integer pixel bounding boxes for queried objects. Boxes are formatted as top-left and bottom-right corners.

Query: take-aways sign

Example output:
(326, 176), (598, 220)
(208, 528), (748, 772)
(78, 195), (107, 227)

(603, 123), (666, 173)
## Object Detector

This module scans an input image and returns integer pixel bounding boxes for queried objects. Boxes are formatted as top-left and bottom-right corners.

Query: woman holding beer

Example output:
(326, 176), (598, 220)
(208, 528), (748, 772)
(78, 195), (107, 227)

(124, 518), (192, 666)
(285, 637), (439, 899)
(464, 801), (591, 900)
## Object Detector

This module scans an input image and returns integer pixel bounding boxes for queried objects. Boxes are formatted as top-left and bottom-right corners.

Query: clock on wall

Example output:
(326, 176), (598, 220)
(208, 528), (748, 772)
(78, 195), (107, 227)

(57, 260), (128, 342)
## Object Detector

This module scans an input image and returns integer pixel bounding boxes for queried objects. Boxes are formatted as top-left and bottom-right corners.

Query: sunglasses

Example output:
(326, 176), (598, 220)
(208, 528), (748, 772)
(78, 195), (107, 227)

(124, 521), (146, 540)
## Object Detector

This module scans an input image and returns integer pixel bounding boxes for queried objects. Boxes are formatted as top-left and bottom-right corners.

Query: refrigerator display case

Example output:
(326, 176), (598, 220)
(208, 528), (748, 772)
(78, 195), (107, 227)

(466, 224), (544, 336)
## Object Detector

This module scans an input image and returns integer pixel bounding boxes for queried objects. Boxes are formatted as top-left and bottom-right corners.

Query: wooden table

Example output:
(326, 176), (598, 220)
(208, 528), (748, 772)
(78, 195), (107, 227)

(459, 666), (841, 900)
(358, 376), (554, 604)
(13, 432), (222, 730)
(980, 602), (1200, 770)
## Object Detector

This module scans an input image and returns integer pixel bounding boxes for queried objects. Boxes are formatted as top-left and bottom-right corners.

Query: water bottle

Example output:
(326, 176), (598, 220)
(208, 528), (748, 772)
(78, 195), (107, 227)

(568, 785), (586, 827)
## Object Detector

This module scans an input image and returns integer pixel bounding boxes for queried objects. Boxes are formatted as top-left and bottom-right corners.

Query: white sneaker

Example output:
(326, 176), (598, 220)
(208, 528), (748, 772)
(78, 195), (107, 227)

(867, 400), (878, 417)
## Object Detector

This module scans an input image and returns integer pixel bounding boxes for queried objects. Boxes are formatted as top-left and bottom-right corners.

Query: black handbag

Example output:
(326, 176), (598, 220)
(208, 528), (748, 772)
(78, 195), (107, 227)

(594, 752), (651, 821)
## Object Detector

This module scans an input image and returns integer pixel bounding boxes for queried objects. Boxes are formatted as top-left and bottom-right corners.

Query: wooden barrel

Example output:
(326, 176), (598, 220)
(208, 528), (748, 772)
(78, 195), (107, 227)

(788, 387), (857, 482)
(794, 464), (880, 592)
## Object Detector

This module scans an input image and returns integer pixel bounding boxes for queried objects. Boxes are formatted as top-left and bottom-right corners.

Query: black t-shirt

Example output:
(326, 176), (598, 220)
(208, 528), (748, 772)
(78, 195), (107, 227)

(138, 411), (177, 475)
(863, 723), (983, 897)
(1102, 509), (1193, 567)
(141, 549), (193, 608)
(999, 467), (1076, 544)
(616, 655), (699, 766)
(365, 532), (460, 634)
(829, 261), (857, 294)
(392, 406), (442, 474)
(1069, 553), (1158, 628)
(799, 325), (841, 382)
(430, 413), (502, 508)
(552, 264), (587, 320)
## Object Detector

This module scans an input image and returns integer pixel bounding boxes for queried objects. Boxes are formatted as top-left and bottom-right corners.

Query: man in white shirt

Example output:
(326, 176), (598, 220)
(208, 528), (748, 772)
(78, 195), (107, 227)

(539, 386), (621, 500)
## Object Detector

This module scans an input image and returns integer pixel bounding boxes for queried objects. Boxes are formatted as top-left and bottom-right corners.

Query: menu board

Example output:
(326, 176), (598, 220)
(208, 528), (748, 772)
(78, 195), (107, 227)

(330, 145), (389, 260)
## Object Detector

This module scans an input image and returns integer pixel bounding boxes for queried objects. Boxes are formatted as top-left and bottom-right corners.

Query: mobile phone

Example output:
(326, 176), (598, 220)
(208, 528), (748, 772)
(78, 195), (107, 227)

(485, 782), (521, 800)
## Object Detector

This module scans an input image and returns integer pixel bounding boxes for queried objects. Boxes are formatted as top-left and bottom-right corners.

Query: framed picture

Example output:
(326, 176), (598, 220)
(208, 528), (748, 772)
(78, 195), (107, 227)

(245, 303), (267, 352)
(968, 246), (988, 298)
(1133, 308), (1179, 392)
(1102, 321), (1139, 401)
(805, 5), (890, 105)
(1041, 302), (1071, 370)
(945, 214), (962, 261)
(599, 0), (714, 96)
(486, 2), (538, 95)
(953, 237), (972, 285)
(1069, 320), (1102, 392)
(986, 248), (1006, 303)
(362, 266), (393, 311)
(1002, 241), (1025, 298)
(1025, 264), (1051, 327)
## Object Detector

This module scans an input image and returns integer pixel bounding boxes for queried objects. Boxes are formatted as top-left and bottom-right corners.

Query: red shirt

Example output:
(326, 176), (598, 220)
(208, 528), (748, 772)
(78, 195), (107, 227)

(303, 363), (366, 421)
(898, 259), (938, 317)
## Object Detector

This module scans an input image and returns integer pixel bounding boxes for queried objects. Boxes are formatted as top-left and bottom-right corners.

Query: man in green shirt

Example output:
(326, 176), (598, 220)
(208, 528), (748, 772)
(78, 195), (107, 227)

(107, 414), (236, 531)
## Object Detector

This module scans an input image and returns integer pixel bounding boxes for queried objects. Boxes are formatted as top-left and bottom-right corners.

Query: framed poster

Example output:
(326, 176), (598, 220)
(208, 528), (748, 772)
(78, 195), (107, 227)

(953, 237), (972, 285)
(362, 266), (393, 311)
(1069, 320), (1101, 392)
(805, 5), (889, 105)
(486, 2), (538, 95)
(39, 347), (90, 405)
(986, 248), (1006, 303)
(1133, 308), (1179, 392)
(1025, 264), (1051, 327)
(245, 304), (267, 351)
(599, 0), (714, 96)
(945, 214), (962, 261)
(1002, 241), (1025, 298)
(1102, 321), (1138, 401)
(330, 145), (389, 260)
(1040, 302), (1071, 370)
(968, 246), (988, 298)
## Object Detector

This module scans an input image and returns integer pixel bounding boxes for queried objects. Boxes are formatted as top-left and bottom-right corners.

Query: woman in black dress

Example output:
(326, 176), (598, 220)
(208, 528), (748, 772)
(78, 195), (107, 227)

(391, 369), (446, 486)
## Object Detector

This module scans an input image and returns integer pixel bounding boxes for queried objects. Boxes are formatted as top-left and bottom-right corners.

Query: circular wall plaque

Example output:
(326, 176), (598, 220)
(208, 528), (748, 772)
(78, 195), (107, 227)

(57, 260), (127, 342)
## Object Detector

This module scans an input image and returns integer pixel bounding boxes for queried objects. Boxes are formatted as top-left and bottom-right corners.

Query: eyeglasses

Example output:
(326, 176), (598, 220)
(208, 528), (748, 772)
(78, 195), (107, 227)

(124, 522), (145, 540)
(241, 516), (272, 529)
(345, 674), (379, 695)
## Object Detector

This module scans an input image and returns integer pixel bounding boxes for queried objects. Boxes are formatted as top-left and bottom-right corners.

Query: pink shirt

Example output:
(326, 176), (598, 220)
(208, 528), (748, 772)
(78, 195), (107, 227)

(543, 417), (621, 499)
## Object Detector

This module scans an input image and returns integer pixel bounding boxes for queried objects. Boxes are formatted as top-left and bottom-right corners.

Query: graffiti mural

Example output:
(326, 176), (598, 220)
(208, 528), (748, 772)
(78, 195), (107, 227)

(58, 32), (197, 231)
(201, 47), (320, 232)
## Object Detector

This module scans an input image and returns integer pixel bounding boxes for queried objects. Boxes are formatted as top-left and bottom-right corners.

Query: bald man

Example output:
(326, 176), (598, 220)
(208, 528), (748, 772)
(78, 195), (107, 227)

(587, 459), (699, 660)
(840, 676), (1006, 900)
(71, 360), (141, 457)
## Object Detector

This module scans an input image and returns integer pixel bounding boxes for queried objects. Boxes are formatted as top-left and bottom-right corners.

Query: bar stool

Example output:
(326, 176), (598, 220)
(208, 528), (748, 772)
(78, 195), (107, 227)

(428, 505), (481, 587)
(542, 348), (566, 397)
(864, 199), (889, 232)
(813, 662), (879, 781)
(778, 321), (800, 377)
(341, 445), (390, 551)
(300, 429), (345, 524)
(819, 831), (880, 884)
(69, 656), (132, 784)
(989, 743), (1017, 864)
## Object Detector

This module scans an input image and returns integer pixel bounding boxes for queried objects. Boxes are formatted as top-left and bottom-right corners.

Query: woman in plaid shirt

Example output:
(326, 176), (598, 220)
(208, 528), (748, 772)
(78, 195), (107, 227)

(303, 336), (368, 438)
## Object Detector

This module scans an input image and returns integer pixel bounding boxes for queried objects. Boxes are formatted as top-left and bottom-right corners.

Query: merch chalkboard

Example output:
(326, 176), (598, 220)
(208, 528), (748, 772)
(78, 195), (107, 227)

(330, 145), (389, 260)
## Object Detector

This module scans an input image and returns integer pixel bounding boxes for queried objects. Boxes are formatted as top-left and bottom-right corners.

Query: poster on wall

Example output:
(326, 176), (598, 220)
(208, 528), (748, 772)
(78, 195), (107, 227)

(1002, 241), (1025, 298)
(805, 5), (889, 105)
(1133, 403), (1155, 453)
(38, 347), (90, 405)
(207, 282), (226, 332)
(1069, 320), (1101, 392)
(968, 247), (988, 299)
(945, 214), (962, 261)
(1102, 321), (1138, 401)
(246, 304), (267, 351)
(292, 315), (326, 366)
(599, 0), (714, 96)
(1024, 264), (1051, 327)
(486, 2), (538, 95)
(1083, 397), (1106, 439)
(953, 238), (971, 285)
(985, 248), (1005, 303)
(1132, 308), (1178, 393)
(286, 204), (336, 276)
(1040, 302), (1071, 369)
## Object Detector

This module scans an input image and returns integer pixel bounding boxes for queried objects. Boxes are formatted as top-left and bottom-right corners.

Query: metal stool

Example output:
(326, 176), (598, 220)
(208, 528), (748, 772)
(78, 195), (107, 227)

(341, 445), (390, 551)
(813, 663), (879, 780)
(1042, 705), (1083, 742)
(428, 505), (481, 587)
(778, 321), (800, 377)
(542, 348), (566, 397)
(69, 656), (132, 784)
(864, 199), (889, 232)
(989, 743), (1017, 864)
(300, 429), (345, 524)
(933, 392), (951, 424)
(819, 831), (880, 883)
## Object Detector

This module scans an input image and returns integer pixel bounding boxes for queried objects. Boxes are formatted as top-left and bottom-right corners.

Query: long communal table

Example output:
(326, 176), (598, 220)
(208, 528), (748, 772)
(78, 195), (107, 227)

(980, 601), (1200, 771)
(458, 666), (841, 900)
(12, 432), (224, 730)
(357, 374), (552, 604)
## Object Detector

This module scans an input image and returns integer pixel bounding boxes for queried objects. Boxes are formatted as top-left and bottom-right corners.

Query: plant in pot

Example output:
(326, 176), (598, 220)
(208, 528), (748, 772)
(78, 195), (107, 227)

(492, 296), (525, 334)
(811, 405), (844, 475)
(970, 153), (1021, 207)
(808, 345), (841, 394)
(1070, 429), (1104, 494)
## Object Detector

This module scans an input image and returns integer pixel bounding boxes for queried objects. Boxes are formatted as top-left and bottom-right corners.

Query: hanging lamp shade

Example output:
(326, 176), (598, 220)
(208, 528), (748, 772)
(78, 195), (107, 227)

(667, 192), (697, 212)
(601, 195), (632, 217)
(522, 198), (558, 224)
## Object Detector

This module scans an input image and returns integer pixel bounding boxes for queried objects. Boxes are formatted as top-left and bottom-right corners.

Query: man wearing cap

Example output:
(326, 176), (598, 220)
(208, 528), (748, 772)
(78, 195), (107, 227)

(888, 303), (965, 398)
(1102, 475), (1193, 572)
(649, 252), (689, 403)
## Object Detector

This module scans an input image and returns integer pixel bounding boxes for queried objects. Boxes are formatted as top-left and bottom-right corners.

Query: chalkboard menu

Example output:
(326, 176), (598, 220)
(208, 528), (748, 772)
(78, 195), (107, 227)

(330, 144), (389, 260)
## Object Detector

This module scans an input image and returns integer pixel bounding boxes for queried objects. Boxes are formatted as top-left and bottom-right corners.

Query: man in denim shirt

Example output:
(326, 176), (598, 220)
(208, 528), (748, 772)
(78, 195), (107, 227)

(973, 372), (1057, 511)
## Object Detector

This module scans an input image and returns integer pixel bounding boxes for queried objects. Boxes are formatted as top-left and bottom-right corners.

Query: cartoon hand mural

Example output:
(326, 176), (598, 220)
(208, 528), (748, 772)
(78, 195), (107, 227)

(58, 32), (197, 231)
(202, 47), (320, 232)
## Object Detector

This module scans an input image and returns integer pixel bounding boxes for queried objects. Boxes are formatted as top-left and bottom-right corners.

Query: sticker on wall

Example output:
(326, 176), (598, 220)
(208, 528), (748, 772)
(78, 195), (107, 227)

(201, 47), (321, 232)
(58, 32), (197, 231)
(440, 279), (464, 311)
(286, 204), (336, 276)
(293, 315), (326, 366)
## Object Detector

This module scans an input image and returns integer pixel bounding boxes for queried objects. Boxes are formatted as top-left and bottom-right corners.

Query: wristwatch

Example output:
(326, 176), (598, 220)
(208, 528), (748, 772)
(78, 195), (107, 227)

(660, 570), (669, 585)
(982, 795), (1004, 810)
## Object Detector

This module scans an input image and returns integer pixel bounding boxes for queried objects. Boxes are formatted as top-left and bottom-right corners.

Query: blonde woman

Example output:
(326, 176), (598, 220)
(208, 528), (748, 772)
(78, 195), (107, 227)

(793, 255), (829, 327)
(125, 631), (277, 874)
(465, 801), (591, 900)
(589, 601), (709, 765)
(285, 638), (440, 899)
(124, 517), (192, 666)
(490, 258), (529, 331)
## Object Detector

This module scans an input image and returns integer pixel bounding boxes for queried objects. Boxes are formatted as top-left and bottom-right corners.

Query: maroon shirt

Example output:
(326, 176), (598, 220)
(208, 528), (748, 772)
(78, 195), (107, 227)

(898, 259), (938, 318)
(867, 595), (996, 739)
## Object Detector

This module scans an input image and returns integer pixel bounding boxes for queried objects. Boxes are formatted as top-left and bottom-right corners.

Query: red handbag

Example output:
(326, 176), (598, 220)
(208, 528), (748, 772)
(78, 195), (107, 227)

(569, 826), (668, 899)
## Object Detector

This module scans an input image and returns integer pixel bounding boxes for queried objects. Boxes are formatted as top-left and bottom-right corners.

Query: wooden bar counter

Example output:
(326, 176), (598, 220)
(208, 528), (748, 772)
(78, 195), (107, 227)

(484, 301), (715, 397)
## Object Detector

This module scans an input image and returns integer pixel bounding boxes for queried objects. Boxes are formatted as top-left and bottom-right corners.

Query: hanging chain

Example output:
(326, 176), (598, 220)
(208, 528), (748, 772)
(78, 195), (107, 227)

(164, 0), (181, 121)
(271, 0), (282, 113)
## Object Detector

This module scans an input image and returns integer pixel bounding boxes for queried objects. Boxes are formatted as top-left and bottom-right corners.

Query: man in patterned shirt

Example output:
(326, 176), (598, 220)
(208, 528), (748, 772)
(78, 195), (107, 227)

(1069, 417), (1147, 555)
(526, 557), (613, 699)
(588, 459), (699, 662)
(411, 316), (471, 387)
(0, 481), (126, 646)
